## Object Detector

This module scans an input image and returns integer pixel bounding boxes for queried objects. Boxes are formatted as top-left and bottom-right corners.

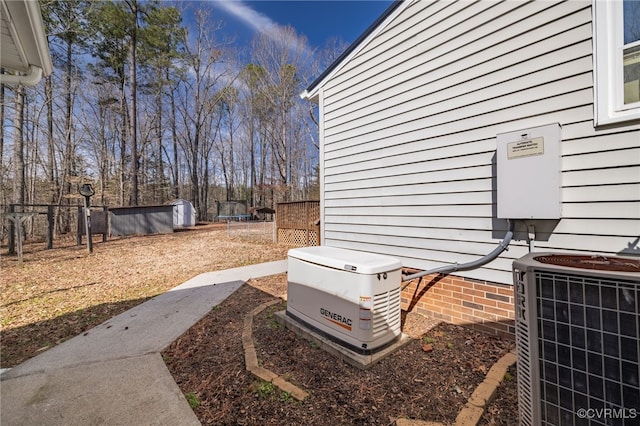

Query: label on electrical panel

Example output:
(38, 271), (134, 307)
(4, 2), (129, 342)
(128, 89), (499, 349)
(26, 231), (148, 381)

(507, 137), (544, 159)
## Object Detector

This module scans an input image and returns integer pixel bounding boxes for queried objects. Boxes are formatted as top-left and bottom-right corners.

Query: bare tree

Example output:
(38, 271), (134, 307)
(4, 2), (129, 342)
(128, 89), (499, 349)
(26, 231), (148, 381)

(0, 73), (6, 207)
(12, 85), (26, 205)
(176, 8), (233, 220)
(250, 26), (312, 203)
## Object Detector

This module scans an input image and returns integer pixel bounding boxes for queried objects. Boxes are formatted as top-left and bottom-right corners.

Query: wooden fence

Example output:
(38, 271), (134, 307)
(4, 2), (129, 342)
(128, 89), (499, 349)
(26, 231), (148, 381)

(276, 201), (320, 246)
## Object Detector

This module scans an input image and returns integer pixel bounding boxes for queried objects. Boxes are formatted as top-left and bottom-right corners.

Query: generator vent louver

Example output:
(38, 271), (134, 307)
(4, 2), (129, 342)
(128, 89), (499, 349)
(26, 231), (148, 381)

(373, 287), (401, 336)
(513, 253), (640, 426)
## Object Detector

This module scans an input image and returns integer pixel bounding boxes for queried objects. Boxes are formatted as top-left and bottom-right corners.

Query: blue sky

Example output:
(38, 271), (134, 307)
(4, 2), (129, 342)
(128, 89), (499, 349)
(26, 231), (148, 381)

(190, 0), (395, 50)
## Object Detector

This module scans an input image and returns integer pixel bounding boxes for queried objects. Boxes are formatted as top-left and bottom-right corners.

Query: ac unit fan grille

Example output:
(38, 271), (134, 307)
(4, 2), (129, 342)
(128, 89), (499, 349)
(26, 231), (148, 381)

(534, 271), (639, 425)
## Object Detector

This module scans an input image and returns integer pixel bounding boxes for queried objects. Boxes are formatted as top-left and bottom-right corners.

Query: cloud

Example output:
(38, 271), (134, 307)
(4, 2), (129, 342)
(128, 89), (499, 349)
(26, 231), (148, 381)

(208, 0), (314, 64)
(211, 0), (277, 34)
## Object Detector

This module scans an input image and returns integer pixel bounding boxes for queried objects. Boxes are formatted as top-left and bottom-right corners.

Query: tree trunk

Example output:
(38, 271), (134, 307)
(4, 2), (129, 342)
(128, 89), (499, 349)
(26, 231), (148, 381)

(13, 85), (25, 205)
(170, 73), (179, 199)
(128, 1), (139, 206)
(0, 73), (5, 205)
(45, 75), (57, 204)
(155, 85), (164, 203)
(119, 80), (127, 206)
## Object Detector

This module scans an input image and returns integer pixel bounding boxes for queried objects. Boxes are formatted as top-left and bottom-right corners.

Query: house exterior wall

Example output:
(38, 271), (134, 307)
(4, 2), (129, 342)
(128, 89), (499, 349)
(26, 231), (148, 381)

(313, 0), (639, 336)
(401, 272), (515, 339)
(317, 0), (639, 287)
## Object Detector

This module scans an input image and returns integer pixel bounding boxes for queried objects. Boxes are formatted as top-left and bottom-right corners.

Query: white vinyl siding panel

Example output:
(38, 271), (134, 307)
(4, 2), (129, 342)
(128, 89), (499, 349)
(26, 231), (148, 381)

(324, 2), (590, 118)
(317, 0), (640, 285)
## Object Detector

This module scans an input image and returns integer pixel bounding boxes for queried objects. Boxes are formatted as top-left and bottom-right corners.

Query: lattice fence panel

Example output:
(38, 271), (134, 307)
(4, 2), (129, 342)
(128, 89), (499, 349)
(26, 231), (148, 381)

(277, 229), (320, 246)
(276, 201), (320, 246)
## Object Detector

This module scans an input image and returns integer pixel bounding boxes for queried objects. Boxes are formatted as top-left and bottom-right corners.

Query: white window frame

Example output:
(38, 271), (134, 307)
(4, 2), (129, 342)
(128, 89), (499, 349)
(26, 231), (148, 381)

(593, 0), (640, 126)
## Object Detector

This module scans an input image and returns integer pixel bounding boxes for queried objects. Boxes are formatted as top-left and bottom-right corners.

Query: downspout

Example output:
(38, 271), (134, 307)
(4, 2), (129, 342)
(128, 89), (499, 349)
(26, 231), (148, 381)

(0, 66), (43, 87)
(402, 219), (514, 283)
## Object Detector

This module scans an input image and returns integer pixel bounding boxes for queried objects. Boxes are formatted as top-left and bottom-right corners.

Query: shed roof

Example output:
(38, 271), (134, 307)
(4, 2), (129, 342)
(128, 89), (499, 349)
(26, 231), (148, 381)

(0, 0), (53, 86)
(250, 206), (275, 214)
(300, 0), (405, 102)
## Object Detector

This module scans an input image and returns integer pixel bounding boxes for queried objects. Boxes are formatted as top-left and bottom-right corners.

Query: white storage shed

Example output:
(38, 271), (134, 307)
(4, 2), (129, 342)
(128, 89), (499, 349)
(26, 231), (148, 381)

(170, 199), (196, 228)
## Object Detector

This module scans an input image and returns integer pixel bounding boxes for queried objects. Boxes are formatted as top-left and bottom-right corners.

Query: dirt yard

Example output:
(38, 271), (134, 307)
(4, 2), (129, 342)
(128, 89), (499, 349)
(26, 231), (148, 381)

(0, 223), (289, 367)
(1, 223), (519, 424)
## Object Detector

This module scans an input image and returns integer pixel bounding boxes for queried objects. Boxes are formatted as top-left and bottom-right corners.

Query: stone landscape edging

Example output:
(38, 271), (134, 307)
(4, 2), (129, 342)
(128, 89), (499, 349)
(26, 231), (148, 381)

(242, 298), (309, 401)
(243, 295), (518, 423)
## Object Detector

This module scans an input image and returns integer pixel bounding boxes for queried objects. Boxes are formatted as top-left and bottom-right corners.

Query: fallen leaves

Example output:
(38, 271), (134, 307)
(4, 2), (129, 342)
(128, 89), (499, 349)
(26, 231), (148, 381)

(1, 224), (289, 367)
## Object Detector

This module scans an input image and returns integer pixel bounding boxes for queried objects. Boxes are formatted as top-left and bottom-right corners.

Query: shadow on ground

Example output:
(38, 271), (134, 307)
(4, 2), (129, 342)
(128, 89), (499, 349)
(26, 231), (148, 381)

(1, 297), (151, 368)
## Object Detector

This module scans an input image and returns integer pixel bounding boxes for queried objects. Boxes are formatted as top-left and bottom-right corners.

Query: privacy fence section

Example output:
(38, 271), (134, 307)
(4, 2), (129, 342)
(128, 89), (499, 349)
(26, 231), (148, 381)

(276, 201), (320, 246)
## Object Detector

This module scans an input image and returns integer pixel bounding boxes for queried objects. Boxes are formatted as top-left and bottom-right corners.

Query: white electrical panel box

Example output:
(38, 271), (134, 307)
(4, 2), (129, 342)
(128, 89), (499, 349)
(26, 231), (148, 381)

(497, 123), (561, 219)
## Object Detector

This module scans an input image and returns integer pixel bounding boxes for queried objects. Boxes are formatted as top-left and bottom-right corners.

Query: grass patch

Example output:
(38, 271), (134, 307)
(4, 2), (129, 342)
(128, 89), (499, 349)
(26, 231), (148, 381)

(251, 379), (276, 398)
(184, 392), (200, 409)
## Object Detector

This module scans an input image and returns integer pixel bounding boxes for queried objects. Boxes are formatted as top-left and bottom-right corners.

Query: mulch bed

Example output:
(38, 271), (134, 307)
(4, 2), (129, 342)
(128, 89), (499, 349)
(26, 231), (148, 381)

(479, 364), (519, 425)
(163, 283), (517, 425)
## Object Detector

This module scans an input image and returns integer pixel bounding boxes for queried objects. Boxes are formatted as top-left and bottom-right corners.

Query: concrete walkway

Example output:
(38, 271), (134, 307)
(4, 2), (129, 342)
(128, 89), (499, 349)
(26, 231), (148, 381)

(0, 260), (287, 426)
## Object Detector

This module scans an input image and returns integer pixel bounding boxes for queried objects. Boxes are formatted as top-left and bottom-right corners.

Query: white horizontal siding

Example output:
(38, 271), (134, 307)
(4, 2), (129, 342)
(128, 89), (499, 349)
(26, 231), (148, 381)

(325, 165), (492, 191)
(324, 191), (492, 208)
(317, 0), (640, 285)
(326, 145), (495, 178)
(324, 229), (633, 260)
(563, 184), (639, 202)
(324, 93), (593, 160)
(326, 54), (594, 152)
(326, 217), (639, 237)
(563, 167), (640, 187)
(326, 178), (493, 200)
(326, 1), (584, 114)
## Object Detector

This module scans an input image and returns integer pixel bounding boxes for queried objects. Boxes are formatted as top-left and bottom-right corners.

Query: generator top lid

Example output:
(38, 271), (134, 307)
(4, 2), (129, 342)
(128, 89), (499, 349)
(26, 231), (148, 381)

(288, 246), (402, 275)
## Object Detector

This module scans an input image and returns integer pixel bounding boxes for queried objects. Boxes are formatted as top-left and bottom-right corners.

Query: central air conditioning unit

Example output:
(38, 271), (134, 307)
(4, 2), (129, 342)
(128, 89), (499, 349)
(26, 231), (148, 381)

(513, 252), (640, 426)
(287, 246), (402, 354)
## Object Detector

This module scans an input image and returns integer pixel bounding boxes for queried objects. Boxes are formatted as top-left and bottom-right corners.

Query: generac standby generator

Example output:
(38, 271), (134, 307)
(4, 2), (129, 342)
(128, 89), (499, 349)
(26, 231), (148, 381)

(286, 246), (402, 354)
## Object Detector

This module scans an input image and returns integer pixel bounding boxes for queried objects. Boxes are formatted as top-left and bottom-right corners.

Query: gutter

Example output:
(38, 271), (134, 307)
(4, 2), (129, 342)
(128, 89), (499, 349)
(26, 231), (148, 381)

(0, 65), (44, 87)
(25, 0), (53, 77)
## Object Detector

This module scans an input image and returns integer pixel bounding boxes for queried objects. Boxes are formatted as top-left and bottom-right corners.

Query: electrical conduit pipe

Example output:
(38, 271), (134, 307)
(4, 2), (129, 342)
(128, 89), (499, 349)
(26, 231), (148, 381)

(401, 219), (514, 283)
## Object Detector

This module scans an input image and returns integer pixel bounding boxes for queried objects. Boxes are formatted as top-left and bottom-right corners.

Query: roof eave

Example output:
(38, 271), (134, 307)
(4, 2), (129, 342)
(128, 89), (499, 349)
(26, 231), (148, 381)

(0, 0), (53, 86)
(300, 89), (318, 103)
(300, 0), (406, 101)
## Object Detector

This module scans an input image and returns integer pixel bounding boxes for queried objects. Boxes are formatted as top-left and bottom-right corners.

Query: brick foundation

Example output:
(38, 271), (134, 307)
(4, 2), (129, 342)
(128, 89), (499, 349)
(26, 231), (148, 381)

(401, 272), (516, 339)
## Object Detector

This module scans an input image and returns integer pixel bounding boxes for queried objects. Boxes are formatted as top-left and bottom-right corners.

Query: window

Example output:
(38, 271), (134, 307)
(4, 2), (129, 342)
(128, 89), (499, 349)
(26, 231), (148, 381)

(623, 1), (640, 104)
(593, 0), (640, 125)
